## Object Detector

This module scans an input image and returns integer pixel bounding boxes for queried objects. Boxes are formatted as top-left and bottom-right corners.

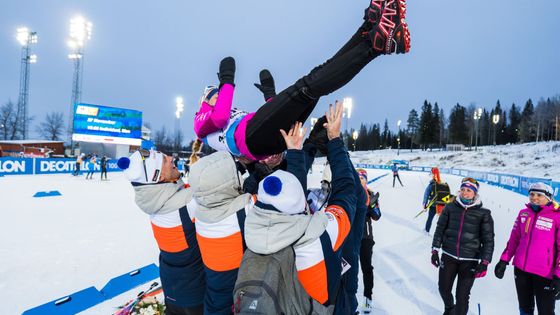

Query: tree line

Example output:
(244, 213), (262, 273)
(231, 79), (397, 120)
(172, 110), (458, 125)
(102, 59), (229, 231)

(346, 95), (560, 151)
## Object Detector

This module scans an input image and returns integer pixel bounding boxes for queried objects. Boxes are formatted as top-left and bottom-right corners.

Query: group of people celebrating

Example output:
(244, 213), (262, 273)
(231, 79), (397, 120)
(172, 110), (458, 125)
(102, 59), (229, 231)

(115, 0), (560, 313)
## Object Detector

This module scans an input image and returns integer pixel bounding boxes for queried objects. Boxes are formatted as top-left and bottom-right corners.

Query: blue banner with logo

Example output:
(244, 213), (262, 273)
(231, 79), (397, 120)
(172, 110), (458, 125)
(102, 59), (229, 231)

(0, 157), (33, 175)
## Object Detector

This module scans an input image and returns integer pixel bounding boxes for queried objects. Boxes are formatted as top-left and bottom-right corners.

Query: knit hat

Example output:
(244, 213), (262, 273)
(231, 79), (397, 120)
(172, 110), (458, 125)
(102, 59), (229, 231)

(201, 85), (219, 104)
(460, 177), (479, 194)
(117, 150), (164, 184)
(356, 168), (368, 181)
(257, 170), (307, 215)
(529, 182), (553, 201)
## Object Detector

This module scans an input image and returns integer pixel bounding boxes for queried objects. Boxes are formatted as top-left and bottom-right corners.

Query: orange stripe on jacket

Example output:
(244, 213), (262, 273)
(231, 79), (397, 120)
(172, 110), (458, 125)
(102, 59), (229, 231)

(325, 205), (351, 251)
(297, 260), (328, 304)
(196, 232), (244, 272)
(151, 223), (188, 253)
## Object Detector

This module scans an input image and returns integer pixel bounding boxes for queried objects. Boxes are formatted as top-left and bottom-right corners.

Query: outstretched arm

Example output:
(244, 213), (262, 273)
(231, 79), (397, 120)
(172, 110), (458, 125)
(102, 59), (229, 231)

(281, 122), (308, 192)
(194, 84), (235, 138)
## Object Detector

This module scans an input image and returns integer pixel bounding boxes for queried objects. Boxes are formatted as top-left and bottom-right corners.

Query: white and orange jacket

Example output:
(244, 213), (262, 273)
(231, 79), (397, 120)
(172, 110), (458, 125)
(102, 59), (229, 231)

(188, 151), (253, 315)
(132, 180), (205, 308)
(245, 137), (357, 306)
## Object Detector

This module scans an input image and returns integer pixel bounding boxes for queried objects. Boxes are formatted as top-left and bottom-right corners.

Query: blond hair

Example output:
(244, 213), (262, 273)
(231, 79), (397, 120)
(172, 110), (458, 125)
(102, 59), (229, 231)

(189, 139), (203, 165)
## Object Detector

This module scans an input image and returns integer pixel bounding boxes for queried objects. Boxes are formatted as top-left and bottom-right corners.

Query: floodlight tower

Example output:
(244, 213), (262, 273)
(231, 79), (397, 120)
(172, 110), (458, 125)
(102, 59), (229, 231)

(175, 96), (185, 150)
(67, 16), (92, 146)
(16, 27), (38, 139)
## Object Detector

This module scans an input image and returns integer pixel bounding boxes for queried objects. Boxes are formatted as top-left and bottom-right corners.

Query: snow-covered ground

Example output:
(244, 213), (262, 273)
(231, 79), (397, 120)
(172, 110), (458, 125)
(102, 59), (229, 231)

(2, 164), (558, 314)
(350, 141), (560, 180)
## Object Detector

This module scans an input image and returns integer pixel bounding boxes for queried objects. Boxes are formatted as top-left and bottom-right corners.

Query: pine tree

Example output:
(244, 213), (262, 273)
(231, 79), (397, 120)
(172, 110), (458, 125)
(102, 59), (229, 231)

(406, 109), (420, 150)
(507, 103), (521, 143)
(448, 104), (469, 145)
(519, 99), (535, 142)
(419, 100), (434, 149)
(432, 103), (441, 148)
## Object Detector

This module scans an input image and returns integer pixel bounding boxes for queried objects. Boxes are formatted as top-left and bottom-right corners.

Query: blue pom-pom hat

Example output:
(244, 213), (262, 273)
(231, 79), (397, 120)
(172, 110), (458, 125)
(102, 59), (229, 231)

(257, 170), (306, 215)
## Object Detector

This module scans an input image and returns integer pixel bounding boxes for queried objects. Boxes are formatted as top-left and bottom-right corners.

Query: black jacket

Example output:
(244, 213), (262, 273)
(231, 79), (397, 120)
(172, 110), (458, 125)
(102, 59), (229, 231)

(363, 190), (381, 240)
(432, 197), (495, 262)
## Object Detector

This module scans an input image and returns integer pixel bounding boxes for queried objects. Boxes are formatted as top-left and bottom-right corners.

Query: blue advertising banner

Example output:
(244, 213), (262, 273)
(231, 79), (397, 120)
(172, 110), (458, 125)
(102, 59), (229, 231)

(0, 157), (33, 175)
(72, 103), (142, 145)
(552, 182), (560, 199)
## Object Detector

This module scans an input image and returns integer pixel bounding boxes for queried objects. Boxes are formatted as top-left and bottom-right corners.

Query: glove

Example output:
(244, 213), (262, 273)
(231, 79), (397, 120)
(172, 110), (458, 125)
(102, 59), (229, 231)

(473, 260), (489, 278)
(494, 260), (508, 279)
(217, 56), (236, 86)
(552, 277), (560, 300)
(254, 69), (276, 101)
(431, 250), (440, 268)
(304, 116), (329, 155)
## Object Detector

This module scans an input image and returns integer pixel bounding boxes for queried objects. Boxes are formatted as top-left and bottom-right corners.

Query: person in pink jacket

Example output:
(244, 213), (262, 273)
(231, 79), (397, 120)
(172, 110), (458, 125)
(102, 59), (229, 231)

(194, 0), (411, 161)
(495, 182), (560, 315)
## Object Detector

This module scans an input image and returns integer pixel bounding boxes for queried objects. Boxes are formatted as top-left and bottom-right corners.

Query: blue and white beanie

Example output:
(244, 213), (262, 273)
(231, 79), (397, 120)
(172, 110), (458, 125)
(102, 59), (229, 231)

(117, 150), (164, 184)
(257, 170), (307, 215)
(529, 182), (553, 201)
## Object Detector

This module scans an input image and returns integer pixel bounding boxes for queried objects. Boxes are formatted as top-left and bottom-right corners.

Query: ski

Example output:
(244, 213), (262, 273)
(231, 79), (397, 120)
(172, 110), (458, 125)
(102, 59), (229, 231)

(114, 281), (163, 315)
(413, 197), (437, 219)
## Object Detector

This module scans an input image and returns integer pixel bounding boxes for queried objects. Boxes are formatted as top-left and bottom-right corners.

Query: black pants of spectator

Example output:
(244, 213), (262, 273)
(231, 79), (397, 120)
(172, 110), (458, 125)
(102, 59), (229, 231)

(246, 21), (379, 156)
(438, 254), (477, 315)
(73, 163), (81, 176)
(392, 174), (403, 187)
(101, 168), (107, 180)
(514, 268), (556, 315)
(165, 303), (203, 315)
(360, 238), (375, 299)
(425, 205), (436, 233)
(86, 171), (94, 179)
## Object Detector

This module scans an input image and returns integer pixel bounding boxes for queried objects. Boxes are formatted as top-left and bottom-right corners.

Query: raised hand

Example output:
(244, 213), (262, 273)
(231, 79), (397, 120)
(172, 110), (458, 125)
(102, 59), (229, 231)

(280, 121), (307, 150)
(323, 100), (344, 140)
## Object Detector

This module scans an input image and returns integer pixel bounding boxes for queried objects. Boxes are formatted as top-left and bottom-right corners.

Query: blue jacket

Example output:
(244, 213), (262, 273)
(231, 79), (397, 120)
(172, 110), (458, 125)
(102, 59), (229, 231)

(391, 164), (399, 174)
(423, 180), (436, 207)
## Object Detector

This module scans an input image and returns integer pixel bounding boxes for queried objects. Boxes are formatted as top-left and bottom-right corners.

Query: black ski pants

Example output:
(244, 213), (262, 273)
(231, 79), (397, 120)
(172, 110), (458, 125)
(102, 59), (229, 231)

(425, 205), (436, 233)
(246, 22), (378, 156)
(514, 268), (556, 315)
(360, 238), (375, 299)
(101, 167), (107, 180)
(165, 302), (203, 315)
(438, 254), (477, 315)
(392, 174), (403, 187)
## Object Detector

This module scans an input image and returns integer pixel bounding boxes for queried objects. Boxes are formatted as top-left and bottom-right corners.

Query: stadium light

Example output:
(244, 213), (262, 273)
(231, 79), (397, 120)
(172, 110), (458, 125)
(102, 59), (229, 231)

(68, 15), (93, 151)
(492, 114), (500, 146)
(15, 26), (38, 140)
(175, 96), (184, 119)
(352, 130), (358, 151)
(473, 108), (483, 151)
(397, 120), (402, 155)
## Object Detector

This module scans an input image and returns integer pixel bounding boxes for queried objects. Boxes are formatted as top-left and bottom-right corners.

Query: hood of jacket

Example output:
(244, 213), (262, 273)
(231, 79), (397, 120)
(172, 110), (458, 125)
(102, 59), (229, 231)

(245, 205), (329, 255)
(455, 193), (483, 209)
(189, 151), (251, 223)
(133, 179), (192, 215)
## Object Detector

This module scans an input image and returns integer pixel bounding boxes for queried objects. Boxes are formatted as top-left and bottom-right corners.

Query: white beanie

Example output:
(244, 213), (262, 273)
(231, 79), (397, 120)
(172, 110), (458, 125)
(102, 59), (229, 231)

(257, 170), (307, 215)
(117, 150), (164, 184)
(529, 182), (554, 201)
(322, 163), (332, 183)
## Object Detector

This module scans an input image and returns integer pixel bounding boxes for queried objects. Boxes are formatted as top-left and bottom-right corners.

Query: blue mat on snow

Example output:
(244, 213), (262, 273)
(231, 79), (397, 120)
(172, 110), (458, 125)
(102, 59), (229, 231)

(22, 264), (160, 315)
(33, 191), (62, 198)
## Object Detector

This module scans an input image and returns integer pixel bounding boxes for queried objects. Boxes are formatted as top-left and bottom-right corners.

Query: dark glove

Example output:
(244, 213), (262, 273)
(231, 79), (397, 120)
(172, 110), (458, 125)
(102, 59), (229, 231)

(472, 260), (489, 278)
(494, 260), (508, 279)
(217, 56), (236, 86)
(552, 277), (560, 300)
(254, 69), (276, 101)
(431, 250), (440, 268)
(304, 116), (329, 156)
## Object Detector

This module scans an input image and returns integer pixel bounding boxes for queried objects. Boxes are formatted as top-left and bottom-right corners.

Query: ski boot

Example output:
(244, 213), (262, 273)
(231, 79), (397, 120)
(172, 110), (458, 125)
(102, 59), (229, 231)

(364, 0), (410, 54)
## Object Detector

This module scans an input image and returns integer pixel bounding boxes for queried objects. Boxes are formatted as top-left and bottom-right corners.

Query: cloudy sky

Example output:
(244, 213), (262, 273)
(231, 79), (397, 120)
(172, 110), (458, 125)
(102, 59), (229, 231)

(1, 0), (559, 141)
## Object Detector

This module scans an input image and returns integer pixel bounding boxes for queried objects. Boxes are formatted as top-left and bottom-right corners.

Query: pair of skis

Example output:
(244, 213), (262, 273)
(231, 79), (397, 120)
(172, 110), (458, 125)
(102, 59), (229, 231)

(114, 281), (163, 315)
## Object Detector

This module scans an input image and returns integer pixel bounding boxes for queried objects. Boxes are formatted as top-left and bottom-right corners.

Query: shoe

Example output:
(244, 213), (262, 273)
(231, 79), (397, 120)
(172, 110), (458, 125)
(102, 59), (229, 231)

(443, 306), (455, 315)
(364, 0), (410, 54)
(363, 297), (373, 314)
(364, 0), (385, 26)
(254, 69), (276, 101)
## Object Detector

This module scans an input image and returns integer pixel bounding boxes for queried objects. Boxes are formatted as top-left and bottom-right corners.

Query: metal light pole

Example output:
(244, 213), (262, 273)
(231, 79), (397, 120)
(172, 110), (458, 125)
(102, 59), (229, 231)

(68, 16), (93, 150)
(175, 96), (184, 151)
(492, 114), (500, 146)
(352, 130), (358, 152)
(343, 97), (353, 145)
(16, 28), (38, 140)
(397, 120), (402, 155)
(473, 108), (482, 151)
